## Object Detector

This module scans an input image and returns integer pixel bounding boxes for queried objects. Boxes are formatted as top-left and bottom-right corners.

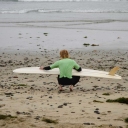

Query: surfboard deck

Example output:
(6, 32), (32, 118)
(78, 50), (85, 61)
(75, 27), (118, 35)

(13, 67), (122, 79)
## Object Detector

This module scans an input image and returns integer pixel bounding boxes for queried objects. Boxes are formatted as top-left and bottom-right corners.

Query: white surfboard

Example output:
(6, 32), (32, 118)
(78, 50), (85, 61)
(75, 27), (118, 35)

(13, 67), (122, 79)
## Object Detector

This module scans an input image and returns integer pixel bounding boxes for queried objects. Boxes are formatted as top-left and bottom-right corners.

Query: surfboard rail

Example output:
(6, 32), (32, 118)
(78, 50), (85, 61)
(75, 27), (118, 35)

(13, 67), (122, 79)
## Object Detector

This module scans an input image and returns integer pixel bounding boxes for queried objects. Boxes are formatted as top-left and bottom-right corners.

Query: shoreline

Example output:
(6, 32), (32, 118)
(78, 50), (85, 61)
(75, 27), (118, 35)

(0, 16), (128, 52)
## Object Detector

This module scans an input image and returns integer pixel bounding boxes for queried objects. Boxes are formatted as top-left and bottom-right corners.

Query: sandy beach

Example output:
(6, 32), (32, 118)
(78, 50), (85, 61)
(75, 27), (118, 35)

(0, 1), (128, 127)
(0, 48), (128, 128)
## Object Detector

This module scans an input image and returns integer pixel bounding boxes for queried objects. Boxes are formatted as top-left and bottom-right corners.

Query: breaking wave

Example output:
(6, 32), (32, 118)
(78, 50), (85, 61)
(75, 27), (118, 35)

(1, 9), (128, 13)
(19, 0), (91, 1)
(0, 0), (128, 2)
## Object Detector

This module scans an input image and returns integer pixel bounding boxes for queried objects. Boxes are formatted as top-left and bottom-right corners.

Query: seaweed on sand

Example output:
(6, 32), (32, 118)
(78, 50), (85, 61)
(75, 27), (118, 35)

(83, 43), (90, 46)
(42, 117), (58, 124)
(102, 93), (110, 96)
(0, 114), (17, 120)
(93, 100), (104, 103)
(106, 97), (128, 104)
(11, 84), (27, 86)
(125, 117), (128, 123)
(44, 33), (48, 36)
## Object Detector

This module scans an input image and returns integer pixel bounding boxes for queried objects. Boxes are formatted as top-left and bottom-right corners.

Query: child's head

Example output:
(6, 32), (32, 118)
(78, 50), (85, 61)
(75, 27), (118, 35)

(60, 49), (69, 59)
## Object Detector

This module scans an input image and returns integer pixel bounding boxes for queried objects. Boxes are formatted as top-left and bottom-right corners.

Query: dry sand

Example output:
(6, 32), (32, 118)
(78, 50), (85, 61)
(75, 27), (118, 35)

(0, 49), (128, 128)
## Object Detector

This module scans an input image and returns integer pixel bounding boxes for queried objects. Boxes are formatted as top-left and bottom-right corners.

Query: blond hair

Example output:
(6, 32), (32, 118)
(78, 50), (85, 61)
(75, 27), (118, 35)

(60, 50), (69, 58)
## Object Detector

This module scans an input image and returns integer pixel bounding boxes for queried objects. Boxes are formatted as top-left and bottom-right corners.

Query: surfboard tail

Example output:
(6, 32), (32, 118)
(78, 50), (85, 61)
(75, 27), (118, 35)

(108, 66), (120, 76)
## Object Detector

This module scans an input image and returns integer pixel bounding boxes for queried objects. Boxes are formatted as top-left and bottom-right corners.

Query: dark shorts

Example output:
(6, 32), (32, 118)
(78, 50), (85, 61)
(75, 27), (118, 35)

(57, 75), (80, 86)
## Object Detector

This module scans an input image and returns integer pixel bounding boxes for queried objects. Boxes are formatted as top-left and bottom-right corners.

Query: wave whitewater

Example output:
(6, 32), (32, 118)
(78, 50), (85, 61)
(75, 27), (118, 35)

(0, 0), (128, 2)
(1, 9), (128, 14)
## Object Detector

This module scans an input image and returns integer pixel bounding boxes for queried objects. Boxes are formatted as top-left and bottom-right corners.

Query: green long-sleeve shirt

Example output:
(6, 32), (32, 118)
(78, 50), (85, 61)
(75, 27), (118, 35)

(50, 58), (80, 78)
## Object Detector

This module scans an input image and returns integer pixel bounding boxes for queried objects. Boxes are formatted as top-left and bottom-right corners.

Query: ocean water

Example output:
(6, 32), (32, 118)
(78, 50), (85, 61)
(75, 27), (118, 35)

(0, 0), (128, 21)
(1, 0), (128, 14)
(0, 0), (128, 51)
